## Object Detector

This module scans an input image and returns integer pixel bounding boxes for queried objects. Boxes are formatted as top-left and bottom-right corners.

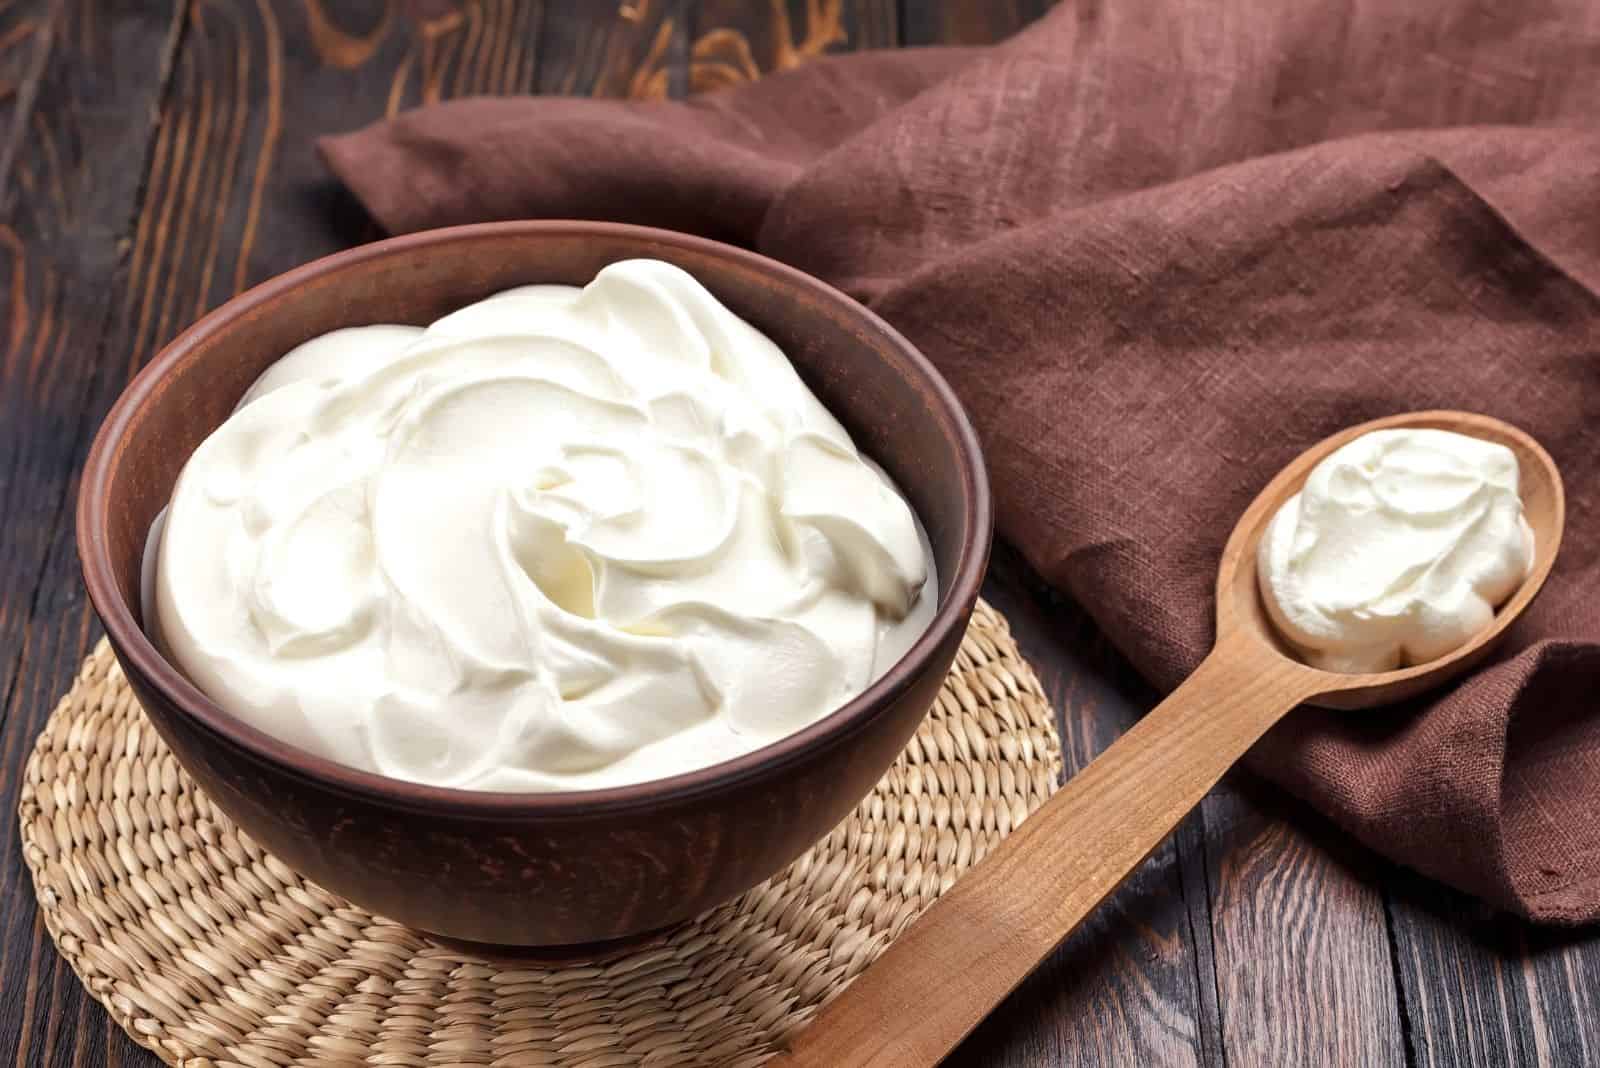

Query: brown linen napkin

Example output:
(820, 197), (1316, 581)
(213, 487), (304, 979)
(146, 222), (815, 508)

(321, 0), (1600, 923)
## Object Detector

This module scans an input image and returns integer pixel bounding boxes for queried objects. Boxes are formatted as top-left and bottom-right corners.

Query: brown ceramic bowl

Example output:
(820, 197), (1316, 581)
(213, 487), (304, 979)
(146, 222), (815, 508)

(77, 221), (991, 949)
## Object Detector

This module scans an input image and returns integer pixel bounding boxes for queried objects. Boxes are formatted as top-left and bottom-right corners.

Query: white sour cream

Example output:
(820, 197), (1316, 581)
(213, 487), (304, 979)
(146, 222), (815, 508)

(152, 260), (935, 790)
(1257, 427), (1533, 673)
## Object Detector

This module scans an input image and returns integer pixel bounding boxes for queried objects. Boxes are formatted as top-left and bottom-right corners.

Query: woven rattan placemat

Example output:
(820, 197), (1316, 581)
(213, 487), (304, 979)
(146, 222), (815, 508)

(20, 599), (1060, 1067)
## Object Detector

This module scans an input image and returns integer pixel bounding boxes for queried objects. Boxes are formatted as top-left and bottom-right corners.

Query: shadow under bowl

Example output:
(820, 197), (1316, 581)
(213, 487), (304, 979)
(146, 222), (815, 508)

(76, 221), (992, 948)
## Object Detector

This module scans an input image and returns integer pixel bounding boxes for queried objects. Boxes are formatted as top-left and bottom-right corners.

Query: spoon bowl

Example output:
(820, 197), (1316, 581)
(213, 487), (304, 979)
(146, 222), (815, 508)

(1217, 409), (1565, 710)
(773, 410), (1564, 1068)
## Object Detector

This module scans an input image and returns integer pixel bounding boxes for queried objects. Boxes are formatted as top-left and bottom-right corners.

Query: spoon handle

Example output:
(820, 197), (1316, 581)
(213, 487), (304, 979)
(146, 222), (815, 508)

(769, 639), (1322, 1068)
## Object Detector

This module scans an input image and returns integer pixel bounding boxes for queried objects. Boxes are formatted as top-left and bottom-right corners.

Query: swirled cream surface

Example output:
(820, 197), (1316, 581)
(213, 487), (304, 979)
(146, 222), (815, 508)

(152, 260), (934, 791)
(1256, 428), (1532, 673)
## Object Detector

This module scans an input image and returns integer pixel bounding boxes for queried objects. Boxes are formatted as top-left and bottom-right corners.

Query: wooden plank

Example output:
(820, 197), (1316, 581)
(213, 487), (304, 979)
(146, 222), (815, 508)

(1386, 865), (1600, 1067)
(0, 0), (53, 188)
(684, 0), (896, 94)
(900, 0), (1055, 46)
(1202, 782), (1406, 1066)
(1387, 875), (1535, 1066)
(847, 0), (900, 50)
(954, 548), (1214, 1067)
(537, 0), (685, 98)
(178, 0), (545, 291)
(0, 0), (183, 732)
(0, 2), (185, 1065)
(1520, 926), (1600, 1066)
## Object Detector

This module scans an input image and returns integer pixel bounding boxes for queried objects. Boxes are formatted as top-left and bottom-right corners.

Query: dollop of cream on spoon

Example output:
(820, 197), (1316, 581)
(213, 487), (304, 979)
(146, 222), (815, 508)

(1257, 427), (1533, 673)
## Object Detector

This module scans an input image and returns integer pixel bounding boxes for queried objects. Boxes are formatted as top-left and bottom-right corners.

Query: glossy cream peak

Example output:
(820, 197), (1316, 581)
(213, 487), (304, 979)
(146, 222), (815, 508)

(1256, 427), (1533, 673)
(154, 260), (934, 790)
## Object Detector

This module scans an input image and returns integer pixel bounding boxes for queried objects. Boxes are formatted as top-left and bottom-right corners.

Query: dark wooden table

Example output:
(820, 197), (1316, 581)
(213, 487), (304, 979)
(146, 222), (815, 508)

(2, 2), (1596, 1065)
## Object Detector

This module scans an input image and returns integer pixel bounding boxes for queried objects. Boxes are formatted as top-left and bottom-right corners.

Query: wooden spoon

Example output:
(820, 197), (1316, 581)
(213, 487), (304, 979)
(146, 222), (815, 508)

(771, 410), (1564, 1068)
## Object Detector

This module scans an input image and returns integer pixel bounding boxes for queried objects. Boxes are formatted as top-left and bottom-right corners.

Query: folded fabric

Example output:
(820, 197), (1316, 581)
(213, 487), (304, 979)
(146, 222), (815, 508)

(321, 0), (1600, 923)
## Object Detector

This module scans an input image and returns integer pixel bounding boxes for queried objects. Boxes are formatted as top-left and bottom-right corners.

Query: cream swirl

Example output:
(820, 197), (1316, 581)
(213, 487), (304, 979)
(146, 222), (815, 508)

(1257, 427), (1532, 673)
(153, 260), (934, 791)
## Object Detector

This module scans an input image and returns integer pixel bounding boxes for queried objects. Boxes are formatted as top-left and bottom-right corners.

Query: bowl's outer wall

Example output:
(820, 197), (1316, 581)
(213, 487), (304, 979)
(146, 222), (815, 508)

(125, 628), (963, 942)
(90, 227), (985, 944)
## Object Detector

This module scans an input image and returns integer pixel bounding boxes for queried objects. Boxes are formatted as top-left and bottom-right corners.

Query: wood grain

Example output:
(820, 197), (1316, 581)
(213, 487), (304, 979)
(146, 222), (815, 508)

(1387, 872), (1537, 1066)
(1385, 866), (1600, 1067)
(684, 0), (884, 91)
(1518, 925), (1600, 1066)
(1204, 784), (1406, 1066)
(0, 3), (184, 1066)
(537, 0), (685, 99)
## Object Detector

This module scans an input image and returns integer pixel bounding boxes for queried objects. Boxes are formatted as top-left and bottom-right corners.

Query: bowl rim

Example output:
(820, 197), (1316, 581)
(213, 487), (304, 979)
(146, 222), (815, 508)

(77, 220), (993, 818)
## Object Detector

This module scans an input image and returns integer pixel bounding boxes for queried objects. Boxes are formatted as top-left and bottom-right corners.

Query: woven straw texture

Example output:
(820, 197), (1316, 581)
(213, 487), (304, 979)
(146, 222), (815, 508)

(20, 599), (1060, 1067)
